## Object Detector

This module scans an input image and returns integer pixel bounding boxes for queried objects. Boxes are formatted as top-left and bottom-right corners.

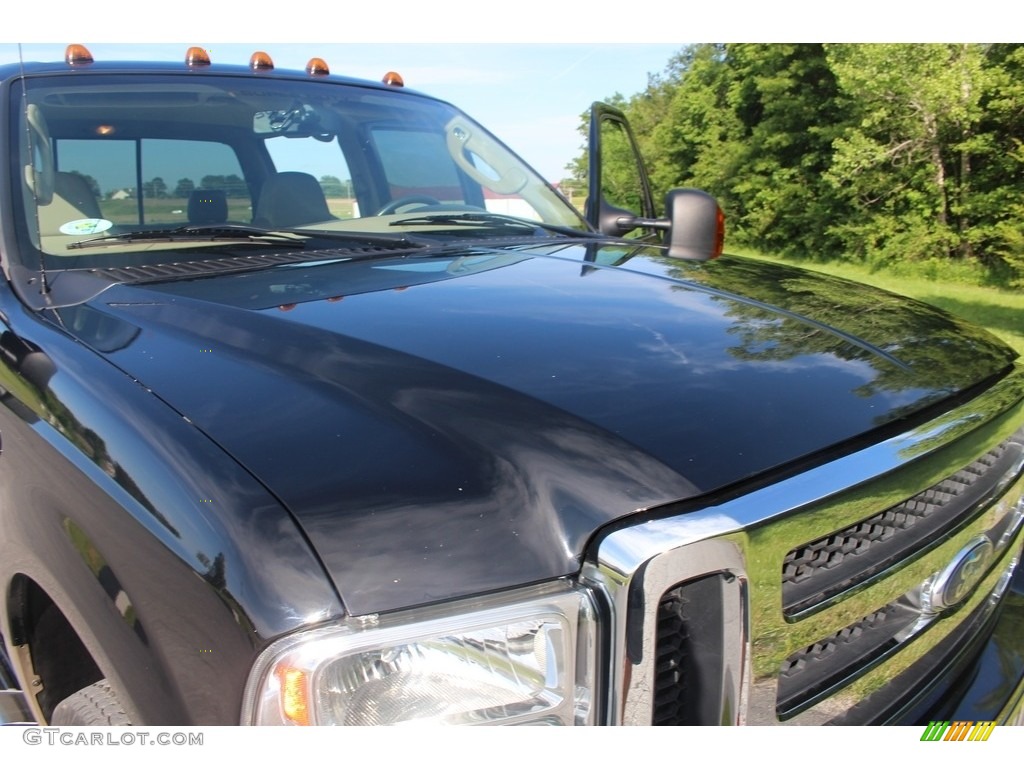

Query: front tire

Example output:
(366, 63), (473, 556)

(50, 679), (131, 725)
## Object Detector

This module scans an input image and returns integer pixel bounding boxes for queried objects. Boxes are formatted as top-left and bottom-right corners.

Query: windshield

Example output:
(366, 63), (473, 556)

(10, 72), (587, 284)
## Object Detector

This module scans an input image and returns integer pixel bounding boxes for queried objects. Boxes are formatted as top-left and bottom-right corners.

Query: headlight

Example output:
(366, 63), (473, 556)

(242, 582), (597, 725)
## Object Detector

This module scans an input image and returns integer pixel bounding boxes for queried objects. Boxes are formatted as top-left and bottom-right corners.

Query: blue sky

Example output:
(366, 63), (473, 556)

(0, 42), (684, 183)
(1, 1), (994, 183)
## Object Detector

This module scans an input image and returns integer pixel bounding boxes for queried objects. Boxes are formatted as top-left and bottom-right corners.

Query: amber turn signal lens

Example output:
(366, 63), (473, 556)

(275, 667), (310, 726)
(714, 206), (725, 259)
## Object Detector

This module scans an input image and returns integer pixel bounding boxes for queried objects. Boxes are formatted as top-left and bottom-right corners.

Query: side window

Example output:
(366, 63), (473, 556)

(54, 139), (251, 226)
(263, 136), (355, 218)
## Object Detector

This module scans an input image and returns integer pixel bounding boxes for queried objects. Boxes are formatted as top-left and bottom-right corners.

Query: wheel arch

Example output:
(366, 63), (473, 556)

(5, 574), (104, 722)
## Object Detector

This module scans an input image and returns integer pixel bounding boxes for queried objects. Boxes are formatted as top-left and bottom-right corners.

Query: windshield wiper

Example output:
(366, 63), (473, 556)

(66, 224), (308, 250)
(389, 212), (588, 238)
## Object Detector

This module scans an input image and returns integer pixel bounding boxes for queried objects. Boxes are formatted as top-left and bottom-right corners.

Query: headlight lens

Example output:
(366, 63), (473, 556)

(242, 583), (596, 725)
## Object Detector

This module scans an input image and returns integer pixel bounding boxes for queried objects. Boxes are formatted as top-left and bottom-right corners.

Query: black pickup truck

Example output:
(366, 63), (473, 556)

(0, 45), (1021, 727)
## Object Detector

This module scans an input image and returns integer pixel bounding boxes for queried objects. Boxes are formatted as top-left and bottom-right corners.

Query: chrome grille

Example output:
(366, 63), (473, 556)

(583, 366), (1024, 725)
(781, 438), (1021, 617)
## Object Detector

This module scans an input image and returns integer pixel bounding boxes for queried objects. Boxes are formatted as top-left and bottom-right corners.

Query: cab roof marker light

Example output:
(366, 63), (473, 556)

(250, 51), (275, 71)
(382, 71), (405, 87)
(306, 58), (330, 77)
(65, 44), (94, 67)
(185, 47), (211, 67)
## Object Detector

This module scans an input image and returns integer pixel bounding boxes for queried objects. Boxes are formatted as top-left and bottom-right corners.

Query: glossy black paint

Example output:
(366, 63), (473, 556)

(54, 243), (1014, 616)
(0, 287), (342, 724)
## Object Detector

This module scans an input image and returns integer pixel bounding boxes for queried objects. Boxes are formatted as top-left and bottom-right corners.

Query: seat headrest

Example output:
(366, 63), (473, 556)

(188, 189), (228, 224)
(254, 172), (332, 228)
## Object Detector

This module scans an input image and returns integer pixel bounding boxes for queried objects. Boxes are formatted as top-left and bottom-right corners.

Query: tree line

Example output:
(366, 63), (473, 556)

(568, 44), (1024, 286)
(76, 174), (353, 200)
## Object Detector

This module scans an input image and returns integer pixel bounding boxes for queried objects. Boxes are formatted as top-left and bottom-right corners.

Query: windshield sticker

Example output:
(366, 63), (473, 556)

(60, 218), (113, 236)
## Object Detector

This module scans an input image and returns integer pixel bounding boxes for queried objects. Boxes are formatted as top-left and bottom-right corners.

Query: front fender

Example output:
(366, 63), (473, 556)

(0, 293), (343, 724)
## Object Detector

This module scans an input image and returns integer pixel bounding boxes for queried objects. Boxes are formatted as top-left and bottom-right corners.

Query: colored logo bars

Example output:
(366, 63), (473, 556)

(920, 721), (996, 741)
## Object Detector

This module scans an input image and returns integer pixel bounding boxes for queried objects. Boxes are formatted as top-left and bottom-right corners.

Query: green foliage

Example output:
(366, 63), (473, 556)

(142, 176), (168, 199)
(198, 174), (247, 198)
(570, 43), (1024, 286)
(596, 118), (647, 215)
(824, 44), (994, 266)
(318, 174), (346, 197)
(174, 177), (195, 197)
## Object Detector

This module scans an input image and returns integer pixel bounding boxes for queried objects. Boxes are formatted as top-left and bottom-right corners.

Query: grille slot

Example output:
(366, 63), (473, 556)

(652, 574), (734, 726)
(653, 587), (696, 725)
(776, 603), (918, 718)
(782, 433), (1023, 616)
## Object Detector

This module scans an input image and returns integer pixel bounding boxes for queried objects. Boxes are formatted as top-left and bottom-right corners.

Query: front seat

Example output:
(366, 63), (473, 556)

(253, 172), (334, 228)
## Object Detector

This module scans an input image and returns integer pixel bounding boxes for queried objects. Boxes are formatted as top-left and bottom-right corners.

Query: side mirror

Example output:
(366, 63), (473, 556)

(587, 103), (724, 261)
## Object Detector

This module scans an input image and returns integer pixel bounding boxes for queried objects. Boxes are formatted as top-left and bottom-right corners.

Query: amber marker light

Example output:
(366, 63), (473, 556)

(382, 71), (405, 87)
(185, 47), (211, 67)
(275, 667), (311, 726)
(250, 51), (274, 71)
(95, 125), (116, 137)
(65, 44), (94, 67)
(306, 58), (330, 77)
(713, 206), (726, 259)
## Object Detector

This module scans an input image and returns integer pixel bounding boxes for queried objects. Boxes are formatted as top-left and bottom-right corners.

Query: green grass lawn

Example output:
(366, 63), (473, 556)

(99, 196), (253, 224)
(737, 251), (1024, 357)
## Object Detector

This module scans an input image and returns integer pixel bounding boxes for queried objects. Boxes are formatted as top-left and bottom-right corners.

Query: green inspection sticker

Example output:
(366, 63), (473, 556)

(59, 218), (113, 235)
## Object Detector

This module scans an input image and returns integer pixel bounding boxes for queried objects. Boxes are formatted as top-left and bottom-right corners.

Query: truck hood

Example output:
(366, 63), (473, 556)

(60, 243), (1017, 615)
